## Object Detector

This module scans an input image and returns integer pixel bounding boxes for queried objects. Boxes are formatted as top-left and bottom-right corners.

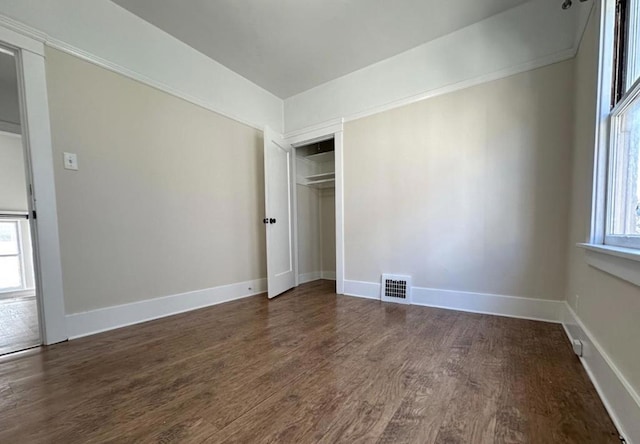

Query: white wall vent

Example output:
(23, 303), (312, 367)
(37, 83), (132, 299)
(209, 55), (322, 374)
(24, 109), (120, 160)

(380, 274), (412, 305)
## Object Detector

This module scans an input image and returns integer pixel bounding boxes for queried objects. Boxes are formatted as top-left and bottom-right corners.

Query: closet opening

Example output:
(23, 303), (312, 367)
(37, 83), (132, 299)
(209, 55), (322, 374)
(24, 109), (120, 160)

(0, 43), (41, 355)
(294, 137), (336, 288)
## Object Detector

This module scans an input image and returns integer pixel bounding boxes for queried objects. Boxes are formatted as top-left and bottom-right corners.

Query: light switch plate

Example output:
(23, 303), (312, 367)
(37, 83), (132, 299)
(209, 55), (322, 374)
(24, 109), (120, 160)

(63, 152), (78, 171)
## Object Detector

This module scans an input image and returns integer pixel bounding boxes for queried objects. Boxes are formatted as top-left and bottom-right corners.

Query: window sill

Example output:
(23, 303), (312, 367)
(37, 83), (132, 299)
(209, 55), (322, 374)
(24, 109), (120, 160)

(578, 243), (640, 287)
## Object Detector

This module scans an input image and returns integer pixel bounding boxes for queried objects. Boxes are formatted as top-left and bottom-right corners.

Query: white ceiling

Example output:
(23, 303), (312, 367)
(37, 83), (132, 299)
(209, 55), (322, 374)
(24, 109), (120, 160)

(111, 0), (531, 98)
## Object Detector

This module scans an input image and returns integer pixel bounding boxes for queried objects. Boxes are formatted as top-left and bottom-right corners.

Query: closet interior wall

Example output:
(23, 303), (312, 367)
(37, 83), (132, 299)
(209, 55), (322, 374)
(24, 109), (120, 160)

(296, 139), (336, 283)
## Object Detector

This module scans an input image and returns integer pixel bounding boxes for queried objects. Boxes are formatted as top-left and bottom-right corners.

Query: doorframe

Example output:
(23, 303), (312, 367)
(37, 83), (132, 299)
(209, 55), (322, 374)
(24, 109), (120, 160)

(0, 24), (67, 344)
(285, 119), (345, 294)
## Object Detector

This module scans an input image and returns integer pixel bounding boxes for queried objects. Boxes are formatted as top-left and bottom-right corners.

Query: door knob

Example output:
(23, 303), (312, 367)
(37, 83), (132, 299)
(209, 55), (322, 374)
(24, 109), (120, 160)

(270, 218), (276, 224)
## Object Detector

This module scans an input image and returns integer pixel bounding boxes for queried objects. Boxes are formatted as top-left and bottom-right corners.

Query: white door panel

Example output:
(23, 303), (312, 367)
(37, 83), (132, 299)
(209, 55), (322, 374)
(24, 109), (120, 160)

(264, 127), (296, 298)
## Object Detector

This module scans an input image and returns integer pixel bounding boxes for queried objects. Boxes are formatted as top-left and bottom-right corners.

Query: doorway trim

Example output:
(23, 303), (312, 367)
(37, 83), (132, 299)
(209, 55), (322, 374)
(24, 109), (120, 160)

(1, 24), (67, 344)
(285, 119), (345, 294)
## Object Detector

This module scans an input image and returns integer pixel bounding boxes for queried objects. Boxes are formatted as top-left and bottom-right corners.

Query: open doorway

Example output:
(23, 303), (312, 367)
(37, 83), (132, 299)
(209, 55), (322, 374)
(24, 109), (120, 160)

(0, 44), (40, 355)
(294, 138), (336, 289)
(263, 123), (345, 298)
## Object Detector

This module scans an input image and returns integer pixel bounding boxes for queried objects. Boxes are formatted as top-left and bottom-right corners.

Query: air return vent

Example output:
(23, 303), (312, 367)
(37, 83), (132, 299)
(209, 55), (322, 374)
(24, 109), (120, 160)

(381, 274), (412, 305)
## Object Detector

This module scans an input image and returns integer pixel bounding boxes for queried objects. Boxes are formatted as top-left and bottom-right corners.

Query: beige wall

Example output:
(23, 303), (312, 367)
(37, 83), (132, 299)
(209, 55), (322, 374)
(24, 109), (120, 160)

(0, 132), (28, 212)
(297, 186), (336, 277)
(320, 189), (336, 274)
(45, 48), (266, 314)
(296, 184), (321, 276)
(344, 60), (574, 300)
(567, 3), (640, 395)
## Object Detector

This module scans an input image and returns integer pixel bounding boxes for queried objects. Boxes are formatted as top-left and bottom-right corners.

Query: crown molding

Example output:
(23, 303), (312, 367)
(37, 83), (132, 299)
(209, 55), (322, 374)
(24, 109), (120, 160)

(0, 13), (266, 131)
(341, 47), (578, 126)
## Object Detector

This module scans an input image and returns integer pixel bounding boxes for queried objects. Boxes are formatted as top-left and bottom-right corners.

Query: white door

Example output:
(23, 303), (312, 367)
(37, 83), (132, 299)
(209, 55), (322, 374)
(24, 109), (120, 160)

(264, 127), (296, 298)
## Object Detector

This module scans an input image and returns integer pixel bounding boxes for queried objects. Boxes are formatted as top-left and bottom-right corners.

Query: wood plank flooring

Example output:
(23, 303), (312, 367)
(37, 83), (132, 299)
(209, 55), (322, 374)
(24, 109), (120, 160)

(0, 280), (618, 443)
(0, 296), (40, 356)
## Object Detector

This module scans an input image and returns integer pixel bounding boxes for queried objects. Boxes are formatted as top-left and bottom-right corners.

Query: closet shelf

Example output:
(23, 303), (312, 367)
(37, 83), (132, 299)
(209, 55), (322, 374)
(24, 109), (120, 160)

(305, 172), (335, 181)
(296, 172), (335, 189)
(304, 151), (334, 163)
(306, 178), (335, 189)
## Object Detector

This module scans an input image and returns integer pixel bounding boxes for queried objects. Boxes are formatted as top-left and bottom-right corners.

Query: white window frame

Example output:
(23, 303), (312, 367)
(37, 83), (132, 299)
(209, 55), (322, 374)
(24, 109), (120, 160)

(605, 75), (640, 249)
(0, 219), (25, 292)
(581, 0), (640, 287)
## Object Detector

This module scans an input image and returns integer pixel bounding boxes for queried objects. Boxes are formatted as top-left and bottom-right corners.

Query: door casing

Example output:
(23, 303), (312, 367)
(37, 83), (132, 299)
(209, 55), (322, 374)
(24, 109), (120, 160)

(285, 119), (345, 295)
(0, 24), (67, 345)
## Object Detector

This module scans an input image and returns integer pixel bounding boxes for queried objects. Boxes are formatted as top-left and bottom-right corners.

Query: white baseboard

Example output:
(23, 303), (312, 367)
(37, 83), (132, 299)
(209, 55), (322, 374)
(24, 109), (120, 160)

(343, 280), (381, 300)
(66, 278), (267, 339)
(343, 280), (563, 323)
(342, 280), (638, 441)
(321, 271), (336, 281)
(0, 288), (36, 299)
(562, 303), (640, 444)
(411, 287), (563, 323)
(299, 271), (336, 284)
(299, 272), (322, 284)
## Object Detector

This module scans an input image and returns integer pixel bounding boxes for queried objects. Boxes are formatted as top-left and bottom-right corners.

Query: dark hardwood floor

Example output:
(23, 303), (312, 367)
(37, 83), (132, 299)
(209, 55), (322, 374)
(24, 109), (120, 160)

(0, 280), (618, 443)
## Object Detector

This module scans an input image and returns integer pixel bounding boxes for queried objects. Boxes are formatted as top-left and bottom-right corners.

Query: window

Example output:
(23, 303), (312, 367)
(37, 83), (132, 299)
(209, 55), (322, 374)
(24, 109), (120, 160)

(0, 220), (25, 292)
(607, 0), (640, 249)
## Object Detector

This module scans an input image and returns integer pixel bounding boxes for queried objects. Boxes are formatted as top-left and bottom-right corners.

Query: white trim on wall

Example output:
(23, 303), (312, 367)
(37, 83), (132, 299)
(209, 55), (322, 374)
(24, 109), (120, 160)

(580, 244), (640, 288)
(590, 0), (615, 245)
(411, 287), (564, 323)
(334, 130), (344, 294)
(283, 0), (589, 132)
(0, 11), (282, 132)
(0, 16), (43, 55)
(43, 37), (269, 132)
(0, 289), (35, 299)
(19, 49), (68, 345)
(298, 271), (336, 284)
(343, 280), (564, 323)
(562, 303), (640, 444)
(66, 278), (267, 339)
(321, 271), (336, 281)
(342, 49), (576, 126)
(342, 281), (638, 441)
(285, 119), (344, 144)
(343, 280), (381, 300)
(298, 272), (322, 285)
(1, 23), (67, 345)
(283, 49), (577, 137)
(285, 120), (345, 295)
